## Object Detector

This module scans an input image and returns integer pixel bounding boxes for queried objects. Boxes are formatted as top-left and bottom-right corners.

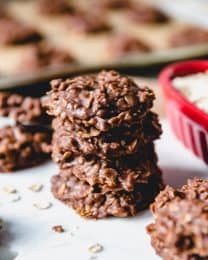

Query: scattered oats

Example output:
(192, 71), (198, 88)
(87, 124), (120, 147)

(8, 194), (21, 202)
(3, 186), (17, 194)
(88, 243), (104, 254)
(52, 225), (65, 233)
(33, 201), (52, 210)
(0, 219), (3, 230)
(184, 214), (192, 223)
(29, 183), (43, 192)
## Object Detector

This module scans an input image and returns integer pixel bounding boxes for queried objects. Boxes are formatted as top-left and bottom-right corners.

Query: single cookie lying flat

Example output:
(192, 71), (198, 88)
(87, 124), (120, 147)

(147, 178), (208, 260)
(38, 0), (75, 15)
(18, 42), (75, 73)
(107, 34), (151, 59)
(88, 0), (130, 11)
(0, 18), (42, 45)
(0, 124), (51, 172)
(64, 13), (111, 34)
(169, 27), (208, 47)
(124, 3), (169, 24)
(0, 93), (50, 124)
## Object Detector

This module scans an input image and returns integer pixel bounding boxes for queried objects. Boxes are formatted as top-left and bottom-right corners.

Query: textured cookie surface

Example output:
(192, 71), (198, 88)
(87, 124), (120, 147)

(56, 143), (160, 192)
(52, 168), (163, 219)
(0, 93), (50, 124)
(45, 70), (155, 131)
(0, 124), (51, 172)
(51, 111), (161, 159)
(147, 178), (208, 260)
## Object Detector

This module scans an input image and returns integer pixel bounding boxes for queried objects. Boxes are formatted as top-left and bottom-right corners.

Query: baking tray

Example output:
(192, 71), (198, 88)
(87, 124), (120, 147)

(1, 43), (208, 90)
(1, 0), (208, 90)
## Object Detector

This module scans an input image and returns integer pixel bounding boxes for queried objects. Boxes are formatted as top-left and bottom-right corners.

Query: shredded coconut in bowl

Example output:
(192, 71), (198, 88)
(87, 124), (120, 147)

(172, 71), (208, 113)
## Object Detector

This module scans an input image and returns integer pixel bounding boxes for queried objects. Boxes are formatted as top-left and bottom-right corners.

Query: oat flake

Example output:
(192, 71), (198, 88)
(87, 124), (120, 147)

(33, 201), (52, 210)
(88, 243), (104, 254)
(29, 183), (43, 192)
(3, 186), (17, 194)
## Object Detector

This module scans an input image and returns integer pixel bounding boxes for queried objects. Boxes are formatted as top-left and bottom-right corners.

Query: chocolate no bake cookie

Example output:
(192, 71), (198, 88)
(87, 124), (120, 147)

(65, 13), (111, 34)
(124, 3), (169, 24)
(0, 18), (42, 45)
(45, 71), (155, 132)
(18, 42), (74, 72)
(52, 168), (163, 219)
(169, 27), (208, 48)
(88, 0), (131, 11)
(107, 34), (150, 59)
(151, 178), (208, 215)
(0, 124), (51, 172)
(54, 144), (160, 192)
(147, 199), (208, 260)
(147, 178), (208, 259)
(52, 111), (161, 159)
(38, 0), (75, 16)
(0, 93), (50, 124)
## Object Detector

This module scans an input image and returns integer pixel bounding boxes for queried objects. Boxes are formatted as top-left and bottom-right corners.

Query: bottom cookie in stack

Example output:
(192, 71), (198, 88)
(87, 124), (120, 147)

(51, 149), (163, 219)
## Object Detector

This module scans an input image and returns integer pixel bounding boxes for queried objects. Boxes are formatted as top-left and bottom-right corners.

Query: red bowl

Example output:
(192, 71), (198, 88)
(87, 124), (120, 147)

(159, 60), (208, 164)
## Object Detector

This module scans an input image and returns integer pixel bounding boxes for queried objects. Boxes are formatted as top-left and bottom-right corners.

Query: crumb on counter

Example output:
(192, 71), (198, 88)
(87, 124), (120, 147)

(52, 225), (65, 233)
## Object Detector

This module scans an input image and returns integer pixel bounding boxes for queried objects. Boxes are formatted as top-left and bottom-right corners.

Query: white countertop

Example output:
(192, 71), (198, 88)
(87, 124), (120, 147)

(0, 119), (207, 260)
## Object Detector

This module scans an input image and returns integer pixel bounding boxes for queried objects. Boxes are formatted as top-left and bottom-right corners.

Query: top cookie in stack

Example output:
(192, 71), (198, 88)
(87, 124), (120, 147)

(44, 70), (163, 218)
(45, 71), (154, 131)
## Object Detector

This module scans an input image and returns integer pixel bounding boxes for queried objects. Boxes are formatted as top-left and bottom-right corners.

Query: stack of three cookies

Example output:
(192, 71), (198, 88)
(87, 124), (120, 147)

(44, 70), (163, 219)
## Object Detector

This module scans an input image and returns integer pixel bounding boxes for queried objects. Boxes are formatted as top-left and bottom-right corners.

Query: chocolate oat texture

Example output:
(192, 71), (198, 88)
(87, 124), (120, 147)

(147, 178), (208, 260)
(44, 70), (163, 219)
(0, 93), (51, 172)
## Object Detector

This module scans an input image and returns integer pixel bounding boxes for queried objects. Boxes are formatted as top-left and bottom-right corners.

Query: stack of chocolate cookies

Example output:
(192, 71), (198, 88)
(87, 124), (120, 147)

(44, 70), (163, 219)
